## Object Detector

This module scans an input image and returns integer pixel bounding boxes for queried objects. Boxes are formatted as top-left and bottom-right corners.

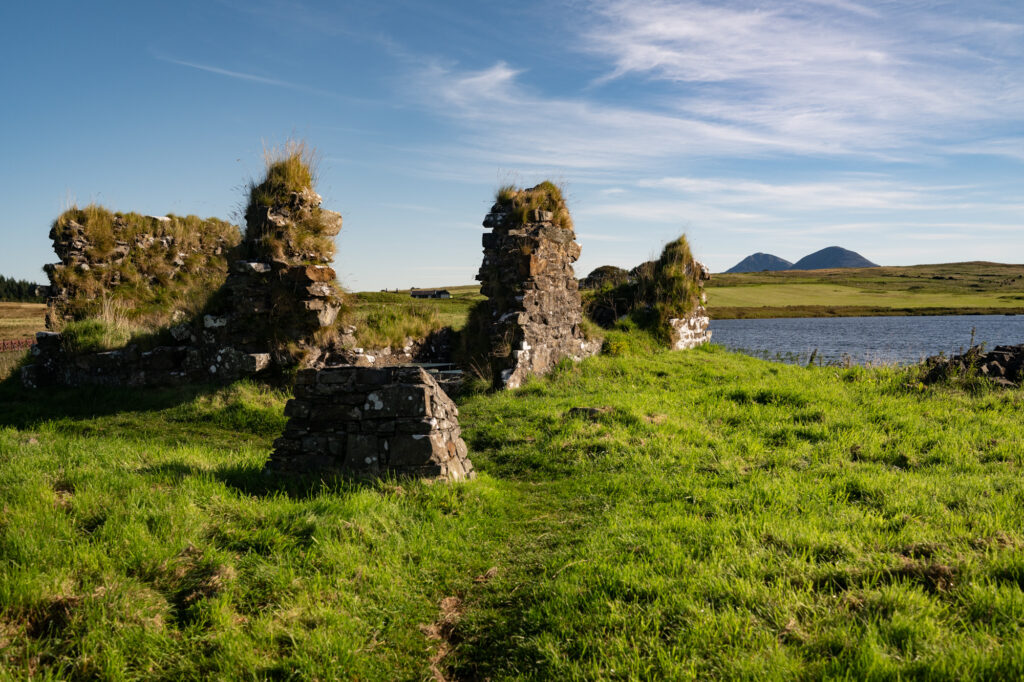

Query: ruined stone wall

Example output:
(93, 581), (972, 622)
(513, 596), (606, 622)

(668, 260), (712, 351)
(474, 184), (599, 389)
(266, 366), (474, 481)
(24, 162), (346, 388)
(44, 208), (239, 330)
(201, 186), (344, 369)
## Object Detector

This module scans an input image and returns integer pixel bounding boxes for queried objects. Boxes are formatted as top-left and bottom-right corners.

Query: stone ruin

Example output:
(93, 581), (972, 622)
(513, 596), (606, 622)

(197, 184), (343, 373)
(43, 208), (239, 330)
(667, 260), (712, 351)
(266, 366), (474, 481)
(23, 164), (344, 388)
(473, 183), (600, 389)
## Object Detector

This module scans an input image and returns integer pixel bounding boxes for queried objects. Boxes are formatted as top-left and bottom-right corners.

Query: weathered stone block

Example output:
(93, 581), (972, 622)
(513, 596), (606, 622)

(264, 366), (474, 482)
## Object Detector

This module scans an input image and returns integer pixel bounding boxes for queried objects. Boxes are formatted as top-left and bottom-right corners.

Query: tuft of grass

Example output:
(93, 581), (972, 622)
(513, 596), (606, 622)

(492, 181), (573, 233)
(243, 141), (336, 266)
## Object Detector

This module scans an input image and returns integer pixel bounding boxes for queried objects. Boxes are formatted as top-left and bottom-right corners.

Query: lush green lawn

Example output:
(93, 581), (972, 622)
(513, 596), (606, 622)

(1, 332), (1023, 679)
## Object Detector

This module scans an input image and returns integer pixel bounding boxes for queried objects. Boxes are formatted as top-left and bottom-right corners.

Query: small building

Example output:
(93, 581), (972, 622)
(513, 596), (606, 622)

(410, 289), (451, 299)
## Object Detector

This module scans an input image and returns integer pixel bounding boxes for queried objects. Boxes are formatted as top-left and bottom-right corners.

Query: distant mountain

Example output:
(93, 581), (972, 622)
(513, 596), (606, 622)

(788, 246), (878, 271)
(725, 253), (793, 273)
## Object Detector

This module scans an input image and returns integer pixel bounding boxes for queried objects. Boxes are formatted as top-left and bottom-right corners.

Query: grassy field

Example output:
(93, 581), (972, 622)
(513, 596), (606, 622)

(707, 261), (1024, 319)
(1, 328), (1022, 679)
(0, 303), (46, 341)
(348, 286), (482, 349)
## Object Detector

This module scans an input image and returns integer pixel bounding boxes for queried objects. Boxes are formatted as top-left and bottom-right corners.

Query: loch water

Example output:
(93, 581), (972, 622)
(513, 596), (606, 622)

(709, 315), (1024, 366)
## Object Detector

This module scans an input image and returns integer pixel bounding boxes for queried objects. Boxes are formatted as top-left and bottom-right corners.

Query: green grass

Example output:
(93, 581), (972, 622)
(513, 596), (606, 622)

(709, 262), (1024, 318)
(1, 330), (1023, 678)
(351, 287), (483, 348)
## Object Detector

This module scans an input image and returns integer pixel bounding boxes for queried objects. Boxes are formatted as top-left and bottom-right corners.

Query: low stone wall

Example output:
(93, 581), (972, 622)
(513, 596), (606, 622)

(266, 366), (474, 481)
(21, 331), (270, 389)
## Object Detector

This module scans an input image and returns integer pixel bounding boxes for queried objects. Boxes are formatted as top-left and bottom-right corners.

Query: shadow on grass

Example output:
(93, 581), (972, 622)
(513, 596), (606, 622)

(138, 460), (380, 500)
(0, 373), (225, 430)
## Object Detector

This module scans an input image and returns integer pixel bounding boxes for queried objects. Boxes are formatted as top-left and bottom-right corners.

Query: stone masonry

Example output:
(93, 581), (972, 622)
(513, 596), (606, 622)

(266, 366), (474, 481)
(24, 185), (345, 388)
(201, 186), (343, 370)
(44, 211), (238, 329)
(475, 185), (599, 389)
(668, 260), (712, 351)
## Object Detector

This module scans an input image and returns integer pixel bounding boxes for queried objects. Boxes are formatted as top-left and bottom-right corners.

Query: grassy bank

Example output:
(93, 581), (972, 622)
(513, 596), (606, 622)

(708, 262), (1024, 319)
(1, 331), (1022, 679)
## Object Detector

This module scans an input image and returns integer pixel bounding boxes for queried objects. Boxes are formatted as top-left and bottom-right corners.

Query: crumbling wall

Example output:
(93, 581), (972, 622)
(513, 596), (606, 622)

(266, 366), (474, 481)
(472, 182), (599, 389)
(44, 207), (240, 330)
(24, 150), (346, 388)
(200, 182), (344, 370)
(584, 236), (712, 350)
(667, 260), (712, 350)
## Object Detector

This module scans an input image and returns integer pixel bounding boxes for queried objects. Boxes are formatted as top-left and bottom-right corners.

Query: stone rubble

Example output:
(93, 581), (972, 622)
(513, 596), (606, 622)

(474, 186), (600, 389)
(923, 344), (1024, 387)
(266, 366), (474, 481)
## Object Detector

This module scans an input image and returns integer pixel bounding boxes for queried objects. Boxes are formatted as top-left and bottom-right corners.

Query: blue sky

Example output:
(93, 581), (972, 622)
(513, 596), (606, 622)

(2, 0), (1022, 290)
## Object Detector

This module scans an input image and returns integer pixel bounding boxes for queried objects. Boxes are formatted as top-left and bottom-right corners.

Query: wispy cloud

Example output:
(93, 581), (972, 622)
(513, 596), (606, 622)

(156, 54), (306, 89)
(579, 0), (1024, 156)
(152, 51), (376, 104)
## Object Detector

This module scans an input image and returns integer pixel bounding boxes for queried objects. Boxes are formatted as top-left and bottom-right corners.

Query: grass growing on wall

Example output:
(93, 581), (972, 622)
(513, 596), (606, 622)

(243, 141), (336, 265)
(494, 181), (573, 232)
(48, 205), (240, 333)
(1, 331), (1023, 678)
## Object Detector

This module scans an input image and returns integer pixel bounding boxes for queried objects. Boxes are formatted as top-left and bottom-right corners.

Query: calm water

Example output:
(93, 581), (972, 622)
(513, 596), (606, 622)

(710, 315), (1024, 366)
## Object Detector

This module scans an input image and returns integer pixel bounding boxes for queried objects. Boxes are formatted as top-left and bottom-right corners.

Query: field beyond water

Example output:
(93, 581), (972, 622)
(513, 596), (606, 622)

(708, 261), (1024, 319)
(1, 328), (1023, 679)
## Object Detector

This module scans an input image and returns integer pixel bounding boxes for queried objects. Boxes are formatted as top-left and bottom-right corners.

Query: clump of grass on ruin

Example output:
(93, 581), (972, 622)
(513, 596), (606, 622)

(494, 181), (573, 232)
(585, 233), (705, 342)
(1, 331), (1023, 678)
(243, 141), (336, 265)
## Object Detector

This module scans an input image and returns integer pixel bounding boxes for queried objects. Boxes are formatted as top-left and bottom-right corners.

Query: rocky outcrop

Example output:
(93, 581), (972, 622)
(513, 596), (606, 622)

(266, 366), (474, 481)
(473, 183), (599, 389)
(923, 345), (1024, 387)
